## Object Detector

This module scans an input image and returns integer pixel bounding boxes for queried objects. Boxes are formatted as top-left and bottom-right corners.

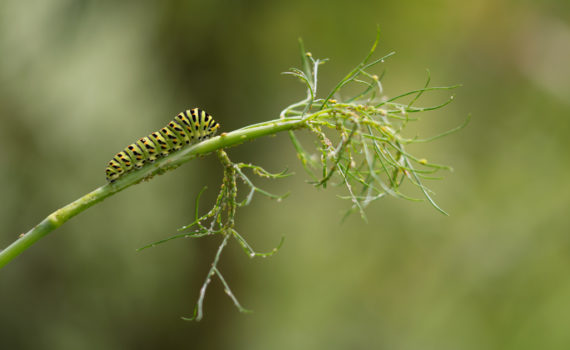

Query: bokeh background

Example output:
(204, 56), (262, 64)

(1, 0), (569, 349)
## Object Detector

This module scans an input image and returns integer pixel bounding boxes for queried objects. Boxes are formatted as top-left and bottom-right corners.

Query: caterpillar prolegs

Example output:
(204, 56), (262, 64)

(105, 108), (220, 182)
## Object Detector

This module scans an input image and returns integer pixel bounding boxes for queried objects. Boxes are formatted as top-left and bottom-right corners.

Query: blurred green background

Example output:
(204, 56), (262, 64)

(1, 0), (569, 349)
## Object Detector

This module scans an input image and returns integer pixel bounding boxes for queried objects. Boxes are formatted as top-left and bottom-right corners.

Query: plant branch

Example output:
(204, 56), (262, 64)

(0, 117), (306, 270)
(2, 37), (464, 325)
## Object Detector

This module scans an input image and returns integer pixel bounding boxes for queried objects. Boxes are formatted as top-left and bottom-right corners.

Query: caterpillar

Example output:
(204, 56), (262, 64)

(105, 108), (220, 183)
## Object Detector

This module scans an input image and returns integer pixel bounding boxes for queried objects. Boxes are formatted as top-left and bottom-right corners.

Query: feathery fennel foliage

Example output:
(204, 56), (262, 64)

(137, 35), (465, 320)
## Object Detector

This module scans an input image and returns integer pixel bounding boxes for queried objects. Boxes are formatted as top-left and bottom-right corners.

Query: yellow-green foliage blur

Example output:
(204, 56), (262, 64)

(1, 0), (569, 349)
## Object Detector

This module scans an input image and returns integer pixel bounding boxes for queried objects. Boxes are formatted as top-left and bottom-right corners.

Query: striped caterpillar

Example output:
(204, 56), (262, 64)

(105, 108), (220, 182)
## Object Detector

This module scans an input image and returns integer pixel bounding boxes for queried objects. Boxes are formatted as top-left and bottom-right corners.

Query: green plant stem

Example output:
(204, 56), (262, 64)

(0, 117), (306, 270)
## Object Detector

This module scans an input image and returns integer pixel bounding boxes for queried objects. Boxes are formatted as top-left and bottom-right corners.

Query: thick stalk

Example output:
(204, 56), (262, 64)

(0, 117), (305, 269)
